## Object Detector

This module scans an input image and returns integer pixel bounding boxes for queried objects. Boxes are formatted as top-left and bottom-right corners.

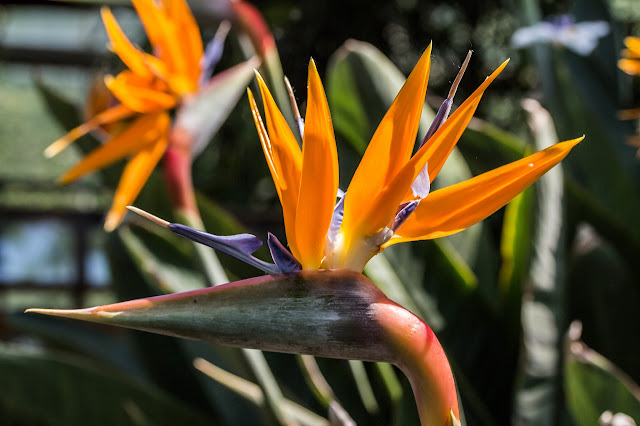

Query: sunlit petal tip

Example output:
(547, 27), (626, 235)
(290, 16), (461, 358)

(104, 208), (126, 232)
(253, 69), (266, 86)
(56, 171), (76, 186)
(388, 135), (585, 245)
(126, 205), (170, 228)
(44, 136), (74, 158)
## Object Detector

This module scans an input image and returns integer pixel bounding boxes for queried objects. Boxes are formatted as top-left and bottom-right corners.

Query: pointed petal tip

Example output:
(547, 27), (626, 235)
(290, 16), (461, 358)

(103, 211), (122, 233)
(25, 307), (89, 318)
(56, 173), (73, 186)
(253, 69), (265, 84)
(126, 206), (170, 227)
(44, 138), (71, 158)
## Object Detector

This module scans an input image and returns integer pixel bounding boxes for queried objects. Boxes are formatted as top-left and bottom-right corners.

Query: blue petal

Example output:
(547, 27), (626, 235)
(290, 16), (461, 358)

(199, 21), (231, 86)
(418, 98), (452, 150)
(267, 233), (302, 273)
(168, 224), (280, 274)
(390, 199), (420, 233)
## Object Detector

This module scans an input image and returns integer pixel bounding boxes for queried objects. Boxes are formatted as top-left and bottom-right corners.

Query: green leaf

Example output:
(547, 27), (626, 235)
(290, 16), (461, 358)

(567, 226), (640, 381)
(512, 100), (567, 425)
(565, 323), (640, 426)
(6, 313), (144, 377)
(0, 344), (212, 426)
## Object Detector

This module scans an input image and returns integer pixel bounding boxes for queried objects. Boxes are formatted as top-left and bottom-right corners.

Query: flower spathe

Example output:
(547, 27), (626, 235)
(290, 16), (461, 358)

(45, 0), (206, 231)
(249, 45), (583, 272)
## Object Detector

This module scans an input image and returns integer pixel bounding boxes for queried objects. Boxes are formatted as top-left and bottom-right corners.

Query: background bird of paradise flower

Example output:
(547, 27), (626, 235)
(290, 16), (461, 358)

(1, 0), (640, 425)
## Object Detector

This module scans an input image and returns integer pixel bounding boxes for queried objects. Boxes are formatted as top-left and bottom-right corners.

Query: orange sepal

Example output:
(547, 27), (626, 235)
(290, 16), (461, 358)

(104, 129), (169, 232)
(294, 60), (339, 269)
(59, 112), (170, 184)
(341, 45), (432, 243)
(386, 137), (583, 245)
(44, 104), (134, 158)
(105, 71), (176, 113)
(254, 72), (303, 259)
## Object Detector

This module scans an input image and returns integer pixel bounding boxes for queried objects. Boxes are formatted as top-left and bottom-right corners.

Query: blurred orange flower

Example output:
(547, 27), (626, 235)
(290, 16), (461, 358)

(46, 0), (204, 231)
(618, 36), (640, 76)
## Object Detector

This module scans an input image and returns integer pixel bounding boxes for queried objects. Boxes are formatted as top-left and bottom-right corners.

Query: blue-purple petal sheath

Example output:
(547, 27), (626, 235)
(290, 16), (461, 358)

(418, 98), (453, 150)
(390, 199), (420, 233)
(169, 224), (280, 274)
(199, 21), (231, 86)
(267, 233), (302, 273)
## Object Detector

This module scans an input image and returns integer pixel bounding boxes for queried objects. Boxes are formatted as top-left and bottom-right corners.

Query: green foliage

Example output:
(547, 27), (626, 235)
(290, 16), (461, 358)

(3, 0), (640, 424)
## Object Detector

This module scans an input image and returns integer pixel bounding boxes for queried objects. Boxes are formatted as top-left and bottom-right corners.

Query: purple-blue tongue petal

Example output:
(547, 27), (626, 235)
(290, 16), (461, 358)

(390, 199), (421, 233)
(327, 195), (345, 245)
(418, 98), (453, 150)
(267, 233), (302, 273)
(199, 21), (231, 86)
(168, 224), (280, 274)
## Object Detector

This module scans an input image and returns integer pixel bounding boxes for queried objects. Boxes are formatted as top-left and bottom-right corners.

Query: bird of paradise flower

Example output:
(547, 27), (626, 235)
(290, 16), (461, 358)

(44, 0), (226, 231)
(121, 44), (583, 276)
(29, 45), (583, 425)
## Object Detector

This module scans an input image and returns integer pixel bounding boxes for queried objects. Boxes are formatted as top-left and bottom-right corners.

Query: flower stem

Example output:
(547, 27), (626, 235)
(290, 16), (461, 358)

(375, 301), (460, 426)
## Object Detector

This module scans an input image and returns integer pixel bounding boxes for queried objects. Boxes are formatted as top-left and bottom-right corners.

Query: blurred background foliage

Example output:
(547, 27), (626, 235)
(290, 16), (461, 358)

(1, 0), (639, 424)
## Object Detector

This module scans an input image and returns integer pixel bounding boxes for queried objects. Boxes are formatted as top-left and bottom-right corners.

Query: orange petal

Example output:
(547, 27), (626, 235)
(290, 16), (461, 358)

(102, 7), (153, 78)
(131, 0), (192, 89)
(294, 60), (339, 269)
(341, 45), (432, 242)
(386, 137), (583, 245)
(419, 59), (510, 182)
(618, 58), (640, 76)
(102, 7), (169, 82)
(623, 36), (640, 56)
(254, 71), (303, 258)
(104, 131), (169, 232)
(248, 89), (279, 185)
(164, 0), (203, 83)
(44, 104), (134, 158)
(106, 71), (176, 112)
(59, 112), (170, 184)
(346, 60), (509, 246)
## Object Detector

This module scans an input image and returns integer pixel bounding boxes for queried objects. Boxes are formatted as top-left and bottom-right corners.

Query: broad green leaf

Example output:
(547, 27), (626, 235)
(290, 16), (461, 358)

(517, 0), (640, 266)
(567, 227), (640, 381)
(0, 344), (212, 426)
(565, 324), (640, 426)
(7, 313), (144, 377)
(513, 100), (566, 425)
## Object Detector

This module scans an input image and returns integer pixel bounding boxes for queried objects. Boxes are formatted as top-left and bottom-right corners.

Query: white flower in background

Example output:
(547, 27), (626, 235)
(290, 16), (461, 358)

(511, 15), (609, 56)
